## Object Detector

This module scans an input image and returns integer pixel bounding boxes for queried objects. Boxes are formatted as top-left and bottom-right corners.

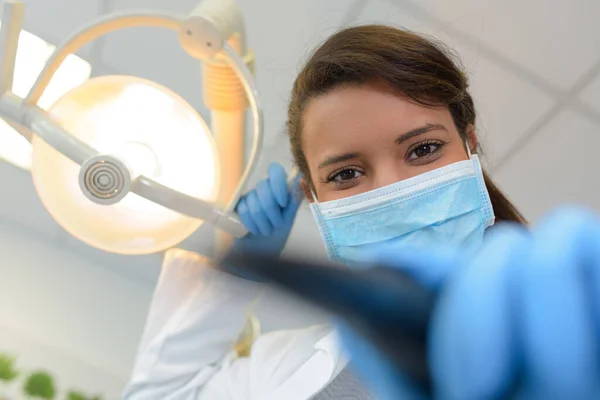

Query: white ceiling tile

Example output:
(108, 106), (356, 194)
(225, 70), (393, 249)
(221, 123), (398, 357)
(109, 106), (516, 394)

(382, 0), (600, 91)
(0, 162), (161, 286)
(493, 109), (600, 222)
(579, 71), (600, 114)
(111, 0), (198, 12)
(0, 162), (62, 239)
(352, 0), (556, 166)
(353, 0), (425, 30)
(353, 0), (478, 70)
(19, 0), (101, 59)
(467, 57), (556, 167)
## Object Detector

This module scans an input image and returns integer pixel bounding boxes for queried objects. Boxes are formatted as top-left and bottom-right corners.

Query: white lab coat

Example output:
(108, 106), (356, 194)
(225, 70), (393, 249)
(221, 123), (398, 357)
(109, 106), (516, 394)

(123, 248), (349, 400)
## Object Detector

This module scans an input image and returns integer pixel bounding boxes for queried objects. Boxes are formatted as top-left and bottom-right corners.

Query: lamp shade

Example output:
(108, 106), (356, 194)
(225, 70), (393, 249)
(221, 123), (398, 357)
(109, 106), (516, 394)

(31, 75), (220, 255)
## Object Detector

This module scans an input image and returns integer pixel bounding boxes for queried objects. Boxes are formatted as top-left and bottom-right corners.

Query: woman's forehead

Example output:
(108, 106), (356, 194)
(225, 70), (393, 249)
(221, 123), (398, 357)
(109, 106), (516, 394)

(301, 83), (457, 157)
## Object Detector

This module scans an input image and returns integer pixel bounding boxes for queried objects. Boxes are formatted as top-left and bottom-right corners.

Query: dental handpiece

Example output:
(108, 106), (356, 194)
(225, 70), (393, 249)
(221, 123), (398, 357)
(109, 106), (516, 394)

(219, 251), (435, 396)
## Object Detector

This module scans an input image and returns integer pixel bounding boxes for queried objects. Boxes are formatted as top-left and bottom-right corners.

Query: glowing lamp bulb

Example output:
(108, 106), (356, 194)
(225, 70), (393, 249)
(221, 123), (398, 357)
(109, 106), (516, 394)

(30, 75), (220, 255)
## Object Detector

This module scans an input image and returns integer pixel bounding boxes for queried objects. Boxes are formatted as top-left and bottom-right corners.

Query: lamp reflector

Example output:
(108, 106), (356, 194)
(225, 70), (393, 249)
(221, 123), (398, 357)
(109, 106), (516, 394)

(31, 75), (220, 255)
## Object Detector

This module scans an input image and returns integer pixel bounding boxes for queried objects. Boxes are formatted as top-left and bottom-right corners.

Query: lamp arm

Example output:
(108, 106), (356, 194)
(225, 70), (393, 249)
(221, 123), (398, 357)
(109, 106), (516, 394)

(131, 175), (248, 237)
(0, 92), (97, 164)
(24, 11), (184, 106)
(219, 43), (263, 213)
(0, 0), (25, 95)
(27, 107), (99, 164)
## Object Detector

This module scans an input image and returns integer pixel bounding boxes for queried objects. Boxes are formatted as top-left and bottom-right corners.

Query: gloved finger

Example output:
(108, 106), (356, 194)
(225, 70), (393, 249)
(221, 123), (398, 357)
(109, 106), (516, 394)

(430, 223), (530, 400)
(335, 319), (427, 400)
(362, 243), (461, 292)
(519, 206), (600, 398)
(246, 191), (272, 236)
(256, 179), (284, 228)
(282, 175), (303, 225)
(589, 231), (600, 346)
(268, 163), (289, 208)
(574, 210), (600, 347)
(236, 196), (259, 236)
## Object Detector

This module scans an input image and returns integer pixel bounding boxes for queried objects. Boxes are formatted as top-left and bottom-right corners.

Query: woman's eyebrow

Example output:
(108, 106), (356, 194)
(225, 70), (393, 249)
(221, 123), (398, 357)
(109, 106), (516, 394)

(395, 123), (448, 144)
(318, 124), (447, 169)
(318, 152), (359, 169)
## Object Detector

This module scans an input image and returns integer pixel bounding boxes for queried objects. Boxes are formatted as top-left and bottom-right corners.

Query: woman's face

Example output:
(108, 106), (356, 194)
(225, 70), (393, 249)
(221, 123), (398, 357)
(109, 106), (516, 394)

(301, 80), (476, 202)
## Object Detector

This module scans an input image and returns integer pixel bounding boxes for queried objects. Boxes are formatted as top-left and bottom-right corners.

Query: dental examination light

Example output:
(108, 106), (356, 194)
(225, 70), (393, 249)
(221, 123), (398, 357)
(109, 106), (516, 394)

(0, 0), (262, 255)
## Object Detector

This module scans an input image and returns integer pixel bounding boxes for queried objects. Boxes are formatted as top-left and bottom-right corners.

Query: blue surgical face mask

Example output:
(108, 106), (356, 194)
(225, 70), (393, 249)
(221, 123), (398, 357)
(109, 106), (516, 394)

(310, 154), (495, 267)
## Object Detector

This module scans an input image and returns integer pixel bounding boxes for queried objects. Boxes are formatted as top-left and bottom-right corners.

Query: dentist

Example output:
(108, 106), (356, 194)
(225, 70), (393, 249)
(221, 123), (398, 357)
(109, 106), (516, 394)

(124, 24), (525, 399)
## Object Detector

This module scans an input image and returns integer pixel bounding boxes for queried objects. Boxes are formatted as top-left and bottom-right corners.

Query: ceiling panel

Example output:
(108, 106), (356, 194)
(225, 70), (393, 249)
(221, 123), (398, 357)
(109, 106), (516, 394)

(0, 162), (62, 239)
(467, 58), (556, 167)
(382, 0), (600, 92)
(579, 72), (600, 114)
(494, 109), (600, 222)
(19, 0), (102, 59)
(353, 0), (556, 167)
(112, 0), (199, 11)
(0, 163), (162, 287)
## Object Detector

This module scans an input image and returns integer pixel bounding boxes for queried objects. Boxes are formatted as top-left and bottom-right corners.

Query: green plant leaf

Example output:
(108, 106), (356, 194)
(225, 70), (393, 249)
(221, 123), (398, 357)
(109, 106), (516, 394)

(66, 391), (87, 400)
(65, 390), (103, 400)
(0, 353), (19, 382)
(23, 371), (56, 400)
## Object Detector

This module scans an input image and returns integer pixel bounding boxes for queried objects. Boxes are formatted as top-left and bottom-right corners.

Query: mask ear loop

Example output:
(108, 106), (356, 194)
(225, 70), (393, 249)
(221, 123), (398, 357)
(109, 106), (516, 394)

(466, 141), (473, 158)
(307, 176), (319, 203)
(310, 188), (318, 203)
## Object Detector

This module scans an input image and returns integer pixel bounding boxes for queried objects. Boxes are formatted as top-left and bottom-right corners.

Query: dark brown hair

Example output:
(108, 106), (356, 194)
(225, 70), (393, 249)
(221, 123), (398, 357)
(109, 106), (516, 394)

(287, 24), (526, 224)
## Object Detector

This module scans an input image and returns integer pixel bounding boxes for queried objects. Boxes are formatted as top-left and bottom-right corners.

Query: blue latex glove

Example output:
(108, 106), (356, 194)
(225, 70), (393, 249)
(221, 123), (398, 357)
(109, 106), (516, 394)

(228, 163), (302, 279)
(336, 206), (600, 400)
(431, 207), (600, 400)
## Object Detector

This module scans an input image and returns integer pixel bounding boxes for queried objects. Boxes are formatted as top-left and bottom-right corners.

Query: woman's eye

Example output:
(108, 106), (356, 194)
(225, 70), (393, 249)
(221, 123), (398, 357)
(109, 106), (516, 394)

(330, 169), (363, 182)
(408, 143), (441, 160)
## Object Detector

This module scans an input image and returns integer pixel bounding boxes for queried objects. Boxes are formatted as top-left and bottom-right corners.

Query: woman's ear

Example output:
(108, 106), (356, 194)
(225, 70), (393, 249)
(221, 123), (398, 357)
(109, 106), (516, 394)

(301, 177), (316, 203)
(466, 124), (478, 154)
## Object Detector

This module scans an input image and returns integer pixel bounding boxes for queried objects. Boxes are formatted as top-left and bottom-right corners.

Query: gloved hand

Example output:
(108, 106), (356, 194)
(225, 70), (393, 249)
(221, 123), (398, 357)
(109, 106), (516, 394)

(430, 207), (600, 400)
(231, 162), (302, 258)
(336, 206), (600, 400)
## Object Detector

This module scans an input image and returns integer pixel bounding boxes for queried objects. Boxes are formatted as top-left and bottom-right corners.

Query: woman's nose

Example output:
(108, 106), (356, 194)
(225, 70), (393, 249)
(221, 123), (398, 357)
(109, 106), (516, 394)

(373, 162), (409, 189)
